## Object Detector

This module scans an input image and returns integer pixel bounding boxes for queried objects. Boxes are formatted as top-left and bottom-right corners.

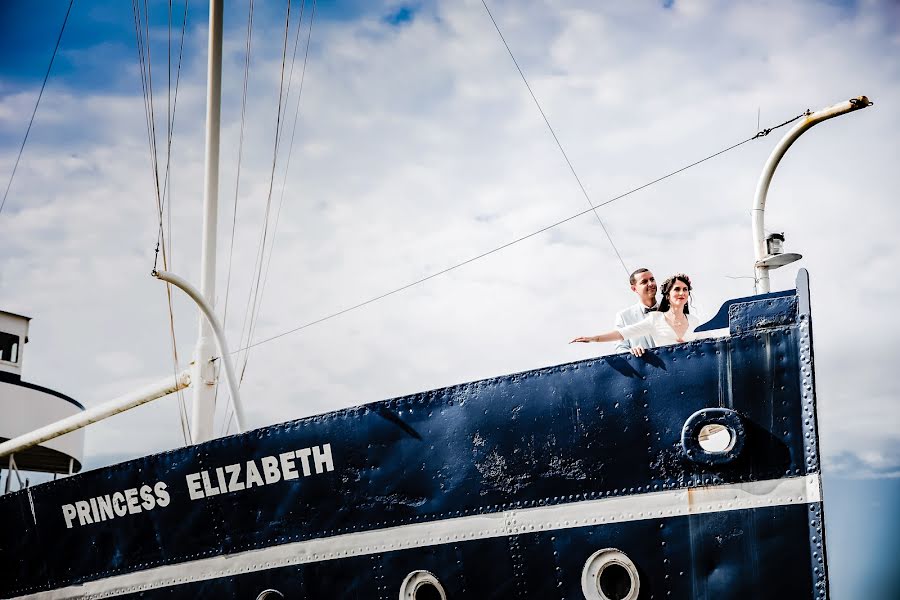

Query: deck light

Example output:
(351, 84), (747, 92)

(756, 232), (802, 270)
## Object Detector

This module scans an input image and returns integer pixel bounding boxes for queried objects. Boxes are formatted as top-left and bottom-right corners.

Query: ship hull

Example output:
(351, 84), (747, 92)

(1, 271), (827, 599)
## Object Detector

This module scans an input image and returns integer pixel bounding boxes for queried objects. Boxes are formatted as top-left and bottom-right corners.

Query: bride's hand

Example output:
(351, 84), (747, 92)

(570, 337), (592, 343)
(630, 345), (645, 357)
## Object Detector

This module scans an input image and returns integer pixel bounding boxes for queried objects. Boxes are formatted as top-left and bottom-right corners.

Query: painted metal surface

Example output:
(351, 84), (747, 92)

(752, 96), (871, 293)
(152, 270), (244, 432)
(92, 505), (813, 599)
(0, 371), (189, 466)
(0, 311), (84, 474)
(728, 294), (798, 335)
(0, 378), (84, 473)
(192, 0), (226, 445)
(679, 407), (745, 466)
(694, 289), (794, 332)
(0, 270), (827, 599)
(0, 310), (29, 377)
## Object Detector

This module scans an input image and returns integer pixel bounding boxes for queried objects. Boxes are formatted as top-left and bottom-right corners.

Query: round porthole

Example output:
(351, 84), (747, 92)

(581, 548), (640, 600)
(255, 590), (284, 600)
(680, 407), (745, 465)
(399, 570), (447, 600)
(698, 423), (733, 453)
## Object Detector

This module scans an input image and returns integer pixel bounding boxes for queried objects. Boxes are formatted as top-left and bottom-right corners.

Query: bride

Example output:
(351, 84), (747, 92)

(571, 273), (698, 357)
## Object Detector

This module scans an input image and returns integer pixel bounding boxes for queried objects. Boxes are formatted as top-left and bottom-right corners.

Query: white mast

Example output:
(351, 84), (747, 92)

(752, 96), (871, 294)
(191, 0), (225, 443)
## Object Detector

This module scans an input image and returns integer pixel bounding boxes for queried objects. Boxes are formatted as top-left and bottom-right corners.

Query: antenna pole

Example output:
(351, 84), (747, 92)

(192, 0), (225, 443)
(752, 96), (871, 294)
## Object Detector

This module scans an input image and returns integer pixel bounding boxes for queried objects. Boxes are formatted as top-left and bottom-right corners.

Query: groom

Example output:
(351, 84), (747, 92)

(614, 268), (658, 356)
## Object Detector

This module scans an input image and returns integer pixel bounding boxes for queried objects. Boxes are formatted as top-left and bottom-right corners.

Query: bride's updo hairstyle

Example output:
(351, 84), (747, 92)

(658, 273), (692, 314)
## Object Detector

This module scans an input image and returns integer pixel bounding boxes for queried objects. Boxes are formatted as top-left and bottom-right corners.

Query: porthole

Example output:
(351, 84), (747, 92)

(399, 570), (447, 600)
(256, 590), (284, 600)
(698, 423), (733, 453)
(681, 407), (745, 465)
(581, 548), (640, 600)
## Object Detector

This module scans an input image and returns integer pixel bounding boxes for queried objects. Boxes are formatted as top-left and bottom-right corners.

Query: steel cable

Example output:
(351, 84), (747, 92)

(0, 0), (76, 217)
(481, 0), (630, 276)
(227, 111), (805, 356)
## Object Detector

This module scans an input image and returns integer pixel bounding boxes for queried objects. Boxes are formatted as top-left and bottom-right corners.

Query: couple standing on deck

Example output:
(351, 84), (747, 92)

(571, 268), (699, 357)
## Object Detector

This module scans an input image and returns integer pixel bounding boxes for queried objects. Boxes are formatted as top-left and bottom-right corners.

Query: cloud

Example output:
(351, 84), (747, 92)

(825, 448), (900, 480)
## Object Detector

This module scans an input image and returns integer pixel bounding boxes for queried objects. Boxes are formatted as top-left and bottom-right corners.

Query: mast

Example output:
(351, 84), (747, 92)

(191, 0), (225, 443)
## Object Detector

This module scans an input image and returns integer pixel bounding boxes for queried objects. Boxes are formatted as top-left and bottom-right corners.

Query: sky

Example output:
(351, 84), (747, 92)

(1, 0), (898, 597)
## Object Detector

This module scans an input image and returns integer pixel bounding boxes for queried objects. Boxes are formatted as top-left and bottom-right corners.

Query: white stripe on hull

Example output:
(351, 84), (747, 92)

(16, 474), (821, 599)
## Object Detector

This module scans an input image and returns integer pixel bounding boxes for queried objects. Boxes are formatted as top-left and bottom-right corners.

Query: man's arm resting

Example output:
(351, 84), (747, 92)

(613, 312), (632, 353)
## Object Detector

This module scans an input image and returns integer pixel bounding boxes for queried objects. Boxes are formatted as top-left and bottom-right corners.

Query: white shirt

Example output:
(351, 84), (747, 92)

(613, 302), (657, 353)
(618, 311), (700, 347)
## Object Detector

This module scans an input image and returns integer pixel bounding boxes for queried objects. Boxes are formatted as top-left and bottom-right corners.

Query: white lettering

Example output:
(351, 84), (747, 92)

(215, 467), (228, 493)
(125, 488), (141, 515)
(201, 470), (220, 496)
(139, 485), (156, 511)
(261, 456), (281, 485)
(245, 460), (264, 488)
(97, 495), (114, 521)
(112, 492), (127, 517)
(62, 504), (77, 529)
(186, 473), (204, 500)
(279, 451), (299, 480)
(60, 481), (171, 529)
(312, 444), (334, 474)
(155, 482), (170, 507)
(296, 448), (312, 476)
(226, 464), (245, 491)
(75, 500), (92, 525)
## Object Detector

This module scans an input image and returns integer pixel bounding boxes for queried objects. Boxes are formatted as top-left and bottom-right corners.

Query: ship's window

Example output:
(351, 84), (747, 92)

(599, 563), (631, 599)
(0, 332), (19, 363)
(415, 582), (443, 600)
(581, 548), (640, 600)
(255, 590), (283, 600)
(698, 423), (734, 453)
(400, 570), (447, 600)
(680, 408), (745, 465)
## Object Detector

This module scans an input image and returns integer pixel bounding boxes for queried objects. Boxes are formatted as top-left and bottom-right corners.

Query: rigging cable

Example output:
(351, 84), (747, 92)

(253, 0), (316, 344)
(152, 0), (190, 270)
(133, 0), (164, 267)
(0, 0), (76, 217)
(161, 0), (190, 258)
(218, 0), (259, 436)
(272, 0), (314, 163)
(133, 0), (192, 443)
(480, 0), (629, 277)
(135, 0), (166, 274)
(222, 0), (256, 332)
(225, 110), (807, 357)
(234, 0), (295, 386)
(161, 0), (193, 443)
(242, 0), (313, 373)
(221, 0), (317, 436)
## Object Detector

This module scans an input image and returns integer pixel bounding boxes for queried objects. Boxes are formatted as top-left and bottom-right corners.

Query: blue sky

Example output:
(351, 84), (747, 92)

(2, 1), (899, 597)
(0, 1), (136, 90)
(0, 1), (407, 92)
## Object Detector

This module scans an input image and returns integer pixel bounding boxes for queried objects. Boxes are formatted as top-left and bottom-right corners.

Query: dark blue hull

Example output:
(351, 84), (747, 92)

(96, 506), (818, 600)
(106, 503), (819, 599)
(0, 271), (828, 599)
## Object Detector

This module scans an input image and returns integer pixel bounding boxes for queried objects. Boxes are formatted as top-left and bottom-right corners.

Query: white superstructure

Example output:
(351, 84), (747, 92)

(0, 310), (84, 489)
